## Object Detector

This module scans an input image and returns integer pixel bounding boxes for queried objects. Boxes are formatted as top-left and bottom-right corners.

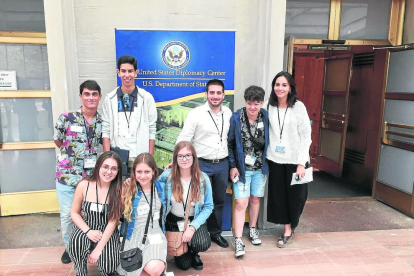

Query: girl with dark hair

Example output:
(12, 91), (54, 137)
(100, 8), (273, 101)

(117, 153), (167, 276)
(158, 141), (213, 271)
(68, 151), (123, 276)
(266, 71), (312, 248)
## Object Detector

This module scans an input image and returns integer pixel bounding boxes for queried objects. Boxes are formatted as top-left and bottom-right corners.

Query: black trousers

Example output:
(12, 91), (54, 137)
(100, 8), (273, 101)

(166, 213), (211, 270)
(198, 158), (229, 236)
(266, 160), (308, 229)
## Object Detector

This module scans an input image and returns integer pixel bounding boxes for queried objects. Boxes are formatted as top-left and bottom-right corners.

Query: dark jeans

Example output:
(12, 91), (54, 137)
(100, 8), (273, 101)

(198, 158), (229, 236)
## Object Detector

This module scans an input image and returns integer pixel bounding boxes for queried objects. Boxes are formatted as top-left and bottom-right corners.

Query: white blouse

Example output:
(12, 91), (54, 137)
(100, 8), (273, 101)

(170, 179), (195, 217)
(265, 100), (312, 166)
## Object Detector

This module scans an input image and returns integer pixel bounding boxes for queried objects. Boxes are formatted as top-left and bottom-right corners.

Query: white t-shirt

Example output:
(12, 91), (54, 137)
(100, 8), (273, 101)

(170, 179), (195, 217)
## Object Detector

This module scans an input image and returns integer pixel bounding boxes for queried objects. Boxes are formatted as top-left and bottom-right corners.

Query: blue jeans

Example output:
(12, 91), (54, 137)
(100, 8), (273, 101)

(56, 181), (76, 248)
(233, 170), (267, 200)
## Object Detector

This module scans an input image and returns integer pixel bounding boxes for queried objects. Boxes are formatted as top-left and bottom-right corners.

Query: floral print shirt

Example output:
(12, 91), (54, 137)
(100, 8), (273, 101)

(53, 108), (102, 186)
(241, 108), (264, 171)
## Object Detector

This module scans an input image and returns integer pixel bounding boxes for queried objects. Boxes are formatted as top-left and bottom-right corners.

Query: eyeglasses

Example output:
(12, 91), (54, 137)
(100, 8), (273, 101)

(177, 154), (193, 161)
(101, 165), (119, 173)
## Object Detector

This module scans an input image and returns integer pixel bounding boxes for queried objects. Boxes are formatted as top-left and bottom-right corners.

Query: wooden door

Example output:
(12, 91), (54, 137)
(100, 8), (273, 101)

(318, 54), (353, 177)
(373, 48), (414, 217)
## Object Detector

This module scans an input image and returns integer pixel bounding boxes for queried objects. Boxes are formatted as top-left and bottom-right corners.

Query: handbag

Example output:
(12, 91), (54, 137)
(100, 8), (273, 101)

(110, 146), (129, 176)
(120, 186), (154, 272)
(166, 186), (193, 257)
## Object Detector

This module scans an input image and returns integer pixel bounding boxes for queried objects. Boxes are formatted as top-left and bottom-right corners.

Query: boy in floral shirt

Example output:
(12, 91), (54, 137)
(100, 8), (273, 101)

(53, 80), (103, 264)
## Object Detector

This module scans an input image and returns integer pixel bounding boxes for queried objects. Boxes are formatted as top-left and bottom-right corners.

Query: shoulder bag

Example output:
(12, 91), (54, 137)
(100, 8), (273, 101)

(120, 185), (153, 272)
(166, 187), (192, 257)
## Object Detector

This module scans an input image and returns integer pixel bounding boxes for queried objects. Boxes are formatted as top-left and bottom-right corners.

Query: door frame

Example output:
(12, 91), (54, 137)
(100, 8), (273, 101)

(372, 48), (414, 217)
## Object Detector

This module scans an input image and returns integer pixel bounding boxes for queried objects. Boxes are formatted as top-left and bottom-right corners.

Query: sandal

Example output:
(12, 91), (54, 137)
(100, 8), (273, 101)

(277, 231), (294, 248)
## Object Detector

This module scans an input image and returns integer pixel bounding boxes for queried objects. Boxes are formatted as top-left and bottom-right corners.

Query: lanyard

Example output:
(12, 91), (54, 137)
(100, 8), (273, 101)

(207, 111), (224, 144)
(182, 180), (192, 217)
(82, 115), (96, 151)
(95, 181), (109, 214)
(120, 94), (134, 129)
(137, 181), (155, 228)
(277, 106), (288, 141)
(243, 108), (259, 140)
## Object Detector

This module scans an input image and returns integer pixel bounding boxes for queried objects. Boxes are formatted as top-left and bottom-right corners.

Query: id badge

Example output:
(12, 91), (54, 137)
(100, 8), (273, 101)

(153, 211), (160, 220)
(70, 125), (83, 133)
(84, 158), (96, 168)
(177, 220), (186, 232)
(137, 204), (150, 215)
(275, 144), (286, 153)
(90, 204), (103, 212)
(123, 132), (135, 140)
(257, 122), (264, 129)
(148, 234), (163, 244)
(245, 155), (257, 166)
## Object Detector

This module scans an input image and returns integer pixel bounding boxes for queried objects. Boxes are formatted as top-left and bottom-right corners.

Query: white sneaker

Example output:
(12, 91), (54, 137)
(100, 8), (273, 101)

(234, 237), (245, 258)
(249, 227), (261, 245)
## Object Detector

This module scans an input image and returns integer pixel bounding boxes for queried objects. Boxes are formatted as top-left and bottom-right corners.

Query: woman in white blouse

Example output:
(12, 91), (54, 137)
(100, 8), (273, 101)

(265, 71), (312, 248)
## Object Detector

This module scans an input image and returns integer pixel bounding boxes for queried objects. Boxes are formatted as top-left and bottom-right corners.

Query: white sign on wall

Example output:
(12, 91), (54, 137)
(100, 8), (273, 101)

(0, 71), (17, 90)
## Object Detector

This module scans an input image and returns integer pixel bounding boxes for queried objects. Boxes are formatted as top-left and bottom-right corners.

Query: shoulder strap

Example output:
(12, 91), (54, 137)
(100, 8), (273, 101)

(141, 184), (154, 245)
(183, 183), (193, 231)
(85, 182), (90, 198)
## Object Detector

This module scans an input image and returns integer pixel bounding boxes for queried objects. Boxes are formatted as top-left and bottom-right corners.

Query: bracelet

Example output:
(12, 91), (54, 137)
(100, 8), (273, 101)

(85, 229), (91, 235)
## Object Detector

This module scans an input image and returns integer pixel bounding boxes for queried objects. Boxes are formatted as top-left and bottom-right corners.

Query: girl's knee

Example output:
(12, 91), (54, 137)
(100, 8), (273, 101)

(144, 260), (165, 276)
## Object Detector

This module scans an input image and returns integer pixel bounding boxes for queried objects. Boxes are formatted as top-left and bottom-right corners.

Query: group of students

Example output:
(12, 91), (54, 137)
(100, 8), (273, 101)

(67, 142), (212, 276)
(53, 54), (312, 276)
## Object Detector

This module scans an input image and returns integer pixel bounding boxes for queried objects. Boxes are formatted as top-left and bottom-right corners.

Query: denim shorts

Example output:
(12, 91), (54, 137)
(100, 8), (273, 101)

(233, 170), (267, 199)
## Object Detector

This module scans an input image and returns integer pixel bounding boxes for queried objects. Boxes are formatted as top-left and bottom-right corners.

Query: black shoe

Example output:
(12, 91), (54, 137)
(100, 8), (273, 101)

(192, 253), (203, 270)
(211, 235), (229, 248)
(61, 250), (72, 264)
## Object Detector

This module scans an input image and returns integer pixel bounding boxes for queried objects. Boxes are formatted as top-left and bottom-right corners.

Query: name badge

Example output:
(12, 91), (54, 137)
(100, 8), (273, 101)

(275, 144), (286, 153)
(123, 132), (135, 140)
(70, 125), (83, 133)
(257, 122), (264, 129)
(90, 203), (103, 212)
(245, 155), (257, 166)
(177, 220), (190, 232)
(137, 204), (150, 215)
(148, 234), (163, 244)
(84, 158), (96, 168)
(153, 211), (160, 220)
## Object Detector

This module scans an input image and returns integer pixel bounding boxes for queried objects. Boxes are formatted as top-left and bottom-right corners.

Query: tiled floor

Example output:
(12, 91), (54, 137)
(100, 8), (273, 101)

(2, 229), (414, 276)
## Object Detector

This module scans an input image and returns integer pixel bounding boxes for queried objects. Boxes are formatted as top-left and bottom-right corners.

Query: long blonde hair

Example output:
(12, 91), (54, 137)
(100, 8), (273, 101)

(171, 141), (202, 203)
(123, 153), (158, 221)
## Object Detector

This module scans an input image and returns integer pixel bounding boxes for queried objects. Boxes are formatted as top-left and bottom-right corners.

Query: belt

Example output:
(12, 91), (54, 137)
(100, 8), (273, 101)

(198, 157), (228, 164)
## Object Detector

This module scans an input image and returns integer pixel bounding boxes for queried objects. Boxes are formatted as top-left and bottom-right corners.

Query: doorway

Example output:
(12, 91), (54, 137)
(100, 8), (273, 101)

(293, 45), (383, 199)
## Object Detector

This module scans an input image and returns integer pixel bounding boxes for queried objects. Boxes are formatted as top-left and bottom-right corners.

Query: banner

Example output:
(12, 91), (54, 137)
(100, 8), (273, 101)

(115, 30), (235, 169)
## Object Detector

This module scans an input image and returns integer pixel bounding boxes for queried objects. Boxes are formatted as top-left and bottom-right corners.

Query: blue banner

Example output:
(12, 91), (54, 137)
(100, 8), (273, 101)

(115, 30), (235, 104)
(115, 30), (235, 171)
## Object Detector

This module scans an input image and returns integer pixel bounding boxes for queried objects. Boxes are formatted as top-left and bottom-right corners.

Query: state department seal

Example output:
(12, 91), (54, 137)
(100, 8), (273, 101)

(161, 41), (190, 70)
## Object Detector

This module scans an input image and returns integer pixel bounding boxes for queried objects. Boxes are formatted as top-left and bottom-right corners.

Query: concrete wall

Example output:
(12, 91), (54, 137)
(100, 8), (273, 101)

(403, 0), (414, 44)
(45, 0), (286, 117)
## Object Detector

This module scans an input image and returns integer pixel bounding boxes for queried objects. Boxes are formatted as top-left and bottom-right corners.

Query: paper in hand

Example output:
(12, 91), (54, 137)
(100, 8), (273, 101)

(291, 167), (313, 185)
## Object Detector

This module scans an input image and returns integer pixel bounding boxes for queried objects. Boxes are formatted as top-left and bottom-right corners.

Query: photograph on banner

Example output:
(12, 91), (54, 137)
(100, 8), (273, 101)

(115, 30), (235, 169)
